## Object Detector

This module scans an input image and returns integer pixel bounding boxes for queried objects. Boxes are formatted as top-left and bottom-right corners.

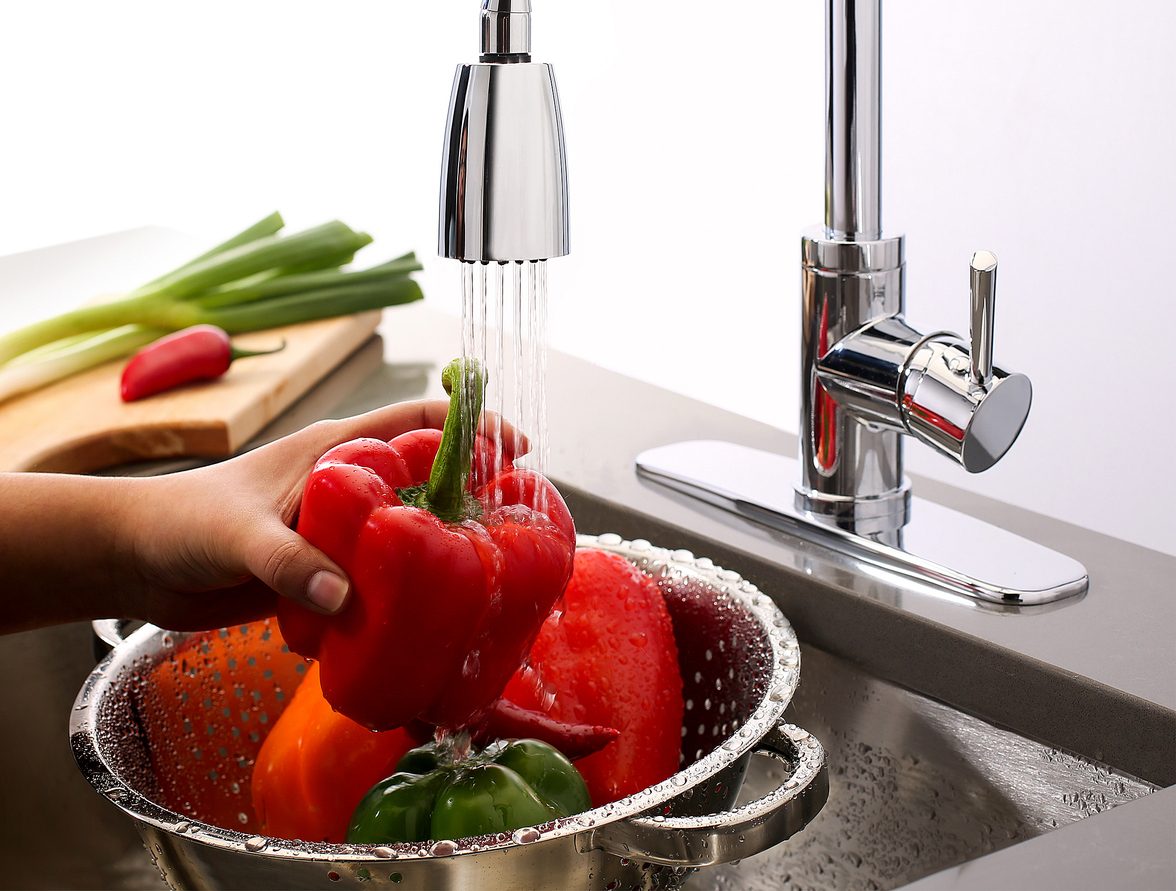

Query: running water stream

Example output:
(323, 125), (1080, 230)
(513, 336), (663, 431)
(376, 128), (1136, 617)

(422, 259), (556, 758)
(460, 259), (551, 504)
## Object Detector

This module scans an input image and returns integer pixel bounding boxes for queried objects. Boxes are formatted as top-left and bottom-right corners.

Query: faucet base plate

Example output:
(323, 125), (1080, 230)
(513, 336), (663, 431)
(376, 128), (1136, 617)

(635, 440), (1089, 610)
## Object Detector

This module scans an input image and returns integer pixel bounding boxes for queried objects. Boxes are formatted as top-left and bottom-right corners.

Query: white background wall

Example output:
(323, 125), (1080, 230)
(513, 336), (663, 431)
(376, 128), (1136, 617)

(1, 1), (1172, 556)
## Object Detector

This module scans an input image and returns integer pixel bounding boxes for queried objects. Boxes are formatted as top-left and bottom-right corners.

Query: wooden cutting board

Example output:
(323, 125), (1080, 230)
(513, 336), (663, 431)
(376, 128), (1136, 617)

(0, 310), (382, 473)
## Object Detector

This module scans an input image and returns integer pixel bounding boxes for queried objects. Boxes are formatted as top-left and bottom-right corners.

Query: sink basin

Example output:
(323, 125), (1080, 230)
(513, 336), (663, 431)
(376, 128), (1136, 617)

(686, 645), (1155, 889)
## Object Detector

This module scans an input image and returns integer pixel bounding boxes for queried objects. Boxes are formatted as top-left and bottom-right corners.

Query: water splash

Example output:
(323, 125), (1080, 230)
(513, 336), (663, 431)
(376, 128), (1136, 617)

(512, 827), (541, 845)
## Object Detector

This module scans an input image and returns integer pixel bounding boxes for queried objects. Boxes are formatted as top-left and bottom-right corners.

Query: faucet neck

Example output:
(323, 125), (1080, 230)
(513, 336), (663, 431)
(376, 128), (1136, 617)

(795, 0), (903, 536)
(825, 0), (882, 241)
(481, 0), (532, 61)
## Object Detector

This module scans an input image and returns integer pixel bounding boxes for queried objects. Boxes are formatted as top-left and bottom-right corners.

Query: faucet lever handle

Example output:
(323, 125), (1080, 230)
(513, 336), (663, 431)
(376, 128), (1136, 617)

(969, 250), (998, 386)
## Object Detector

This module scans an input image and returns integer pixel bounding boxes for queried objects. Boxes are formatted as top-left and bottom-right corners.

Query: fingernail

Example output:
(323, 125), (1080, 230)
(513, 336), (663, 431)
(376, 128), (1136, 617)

(307, 570), (349, 614)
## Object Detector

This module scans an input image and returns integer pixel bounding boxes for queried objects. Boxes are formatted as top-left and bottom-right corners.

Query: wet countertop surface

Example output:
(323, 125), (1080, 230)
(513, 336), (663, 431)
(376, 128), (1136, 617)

(1, 286), (1173, 888)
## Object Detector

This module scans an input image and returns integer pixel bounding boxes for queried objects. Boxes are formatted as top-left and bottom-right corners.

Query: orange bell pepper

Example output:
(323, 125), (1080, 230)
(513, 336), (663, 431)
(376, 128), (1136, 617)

(251, 661), (415, 843)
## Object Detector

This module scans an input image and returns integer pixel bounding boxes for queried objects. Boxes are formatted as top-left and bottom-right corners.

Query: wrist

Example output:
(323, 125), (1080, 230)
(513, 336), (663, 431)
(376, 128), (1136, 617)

(0, 472), (141, 632)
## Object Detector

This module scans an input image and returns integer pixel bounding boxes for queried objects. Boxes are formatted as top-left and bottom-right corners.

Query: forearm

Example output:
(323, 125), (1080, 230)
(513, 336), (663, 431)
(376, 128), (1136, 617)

(0, 472), (143, 633)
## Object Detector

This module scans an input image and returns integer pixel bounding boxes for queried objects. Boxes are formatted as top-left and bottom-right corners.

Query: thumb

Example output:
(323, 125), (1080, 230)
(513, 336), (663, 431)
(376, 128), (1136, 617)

(246, 520), (351, 615)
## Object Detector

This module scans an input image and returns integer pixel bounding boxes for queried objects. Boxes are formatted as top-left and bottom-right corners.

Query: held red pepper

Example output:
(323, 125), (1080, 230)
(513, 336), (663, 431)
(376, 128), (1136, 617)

(277, 358), (576, 733)
(119, 324), (285, 401)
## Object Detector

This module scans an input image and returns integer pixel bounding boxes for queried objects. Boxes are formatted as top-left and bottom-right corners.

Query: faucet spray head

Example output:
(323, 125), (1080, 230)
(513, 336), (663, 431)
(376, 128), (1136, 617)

(439, 0), (569, 263)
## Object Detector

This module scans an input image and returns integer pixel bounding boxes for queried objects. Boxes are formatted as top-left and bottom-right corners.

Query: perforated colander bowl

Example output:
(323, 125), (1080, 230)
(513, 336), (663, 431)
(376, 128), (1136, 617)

(72, 534), (828, 890)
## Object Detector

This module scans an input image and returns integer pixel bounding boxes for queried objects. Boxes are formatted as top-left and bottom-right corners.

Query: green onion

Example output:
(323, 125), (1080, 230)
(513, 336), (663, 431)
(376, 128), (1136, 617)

(0, 213), (424, 403)
(0, 219), (375, 364)
(193, 277), (424, 333)
(128, 220), (371, 301)
(135, 211), (286, 288)
(192, 252), (422, 310)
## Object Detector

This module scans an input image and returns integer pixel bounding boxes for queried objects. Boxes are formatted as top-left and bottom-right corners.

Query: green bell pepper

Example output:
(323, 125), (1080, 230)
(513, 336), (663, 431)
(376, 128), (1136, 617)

(345, 738), (592, 844)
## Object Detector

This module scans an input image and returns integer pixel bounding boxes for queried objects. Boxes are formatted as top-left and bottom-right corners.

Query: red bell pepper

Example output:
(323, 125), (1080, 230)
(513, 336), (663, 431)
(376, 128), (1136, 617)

(277, 358), (576, 733)
(503, 548), (685, 807)
(251, 661), (416, 843)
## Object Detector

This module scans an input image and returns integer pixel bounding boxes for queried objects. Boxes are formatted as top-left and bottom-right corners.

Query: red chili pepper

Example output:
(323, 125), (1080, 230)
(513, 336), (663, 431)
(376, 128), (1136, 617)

(277, 358), (576, 734)
(470, 698), (620, 762)
(401, 702), (619, 762)
(119, 324), (285, 401)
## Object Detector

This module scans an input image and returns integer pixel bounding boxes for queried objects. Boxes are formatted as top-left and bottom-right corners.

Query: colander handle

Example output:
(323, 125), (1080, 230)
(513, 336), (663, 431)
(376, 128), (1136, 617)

(91, 619), (156, 658)
(92, 619), (135, 649)
(586, 722), (828, 868)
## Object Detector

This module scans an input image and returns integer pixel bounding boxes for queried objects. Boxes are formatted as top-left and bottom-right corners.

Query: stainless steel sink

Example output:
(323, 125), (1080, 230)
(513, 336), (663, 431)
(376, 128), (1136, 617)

(684, 645), (1155, 890)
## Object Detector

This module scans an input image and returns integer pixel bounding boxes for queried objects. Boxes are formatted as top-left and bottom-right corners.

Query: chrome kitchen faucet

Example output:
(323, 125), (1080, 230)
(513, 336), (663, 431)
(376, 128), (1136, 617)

(637, 0), (1088, 607)
(796, 0), (1032, 537)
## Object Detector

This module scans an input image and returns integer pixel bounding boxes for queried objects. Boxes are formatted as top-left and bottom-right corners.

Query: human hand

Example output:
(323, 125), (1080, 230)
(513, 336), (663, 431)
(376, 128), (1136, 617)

(116, 399), (529, 632)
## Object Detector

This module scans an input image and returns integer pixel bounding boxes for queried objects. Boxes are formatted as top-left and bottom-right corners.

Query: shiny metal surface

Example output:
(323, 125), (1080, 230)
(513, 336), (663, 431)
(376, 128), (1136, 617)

(801, 228), (903, 273)
(636, 441), (1089, 607)
(800, 0), (1033, 500)
(825, 0), (881, 240)
(814, 311), (1033, 474)
(814, 314), (921, 432)
(481, 0), (532, 59)
(641, 0), (1077, 604)
(591, 723), (827, 870)
(902, 337), (1032, 473)
(685, 645), (1157, 891)
(438, 62), (568, 261)
(797, 229), (908, 536)
(969, 250), (997, 385)
(439, 2), (568, 263)
(70, 535), (827, 890)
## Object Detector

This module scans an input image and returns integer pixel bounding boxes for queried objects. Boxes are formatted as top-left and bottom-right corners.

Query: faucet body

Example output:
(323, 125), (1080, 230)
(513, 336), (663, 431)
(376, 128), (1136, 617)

(452, 0), (1079, 606)
(798, 230), (909, 537)
(795, 0), (1031, 540)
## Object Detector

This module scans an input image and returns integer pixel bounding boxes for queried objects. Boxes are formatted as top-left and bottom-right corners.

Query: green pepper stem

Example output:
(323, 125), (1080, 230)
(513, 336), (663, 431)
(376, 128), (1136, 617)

(424, 357), (486, 523)
(229, 340), (286, 362)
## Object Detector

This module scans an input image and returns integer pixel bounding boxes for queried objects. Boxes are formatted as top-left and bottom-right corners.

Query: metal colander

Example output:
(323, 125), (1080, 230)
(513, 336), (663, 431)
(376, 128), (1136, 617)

(72, 534), (828, 890)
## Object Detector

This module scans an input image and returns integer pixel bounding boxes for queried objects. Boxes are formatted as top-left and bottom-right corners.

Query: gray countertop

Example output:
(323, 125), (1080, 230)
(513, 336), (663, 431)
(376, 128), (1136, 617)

(0, 296), (1171, 890)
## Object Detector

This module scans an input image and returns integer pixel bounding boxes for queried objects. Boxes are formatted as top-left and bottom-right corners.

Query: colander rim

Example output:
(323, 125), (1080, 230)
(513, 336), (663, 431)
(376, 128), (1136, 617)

(69, 533), (802, 863)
